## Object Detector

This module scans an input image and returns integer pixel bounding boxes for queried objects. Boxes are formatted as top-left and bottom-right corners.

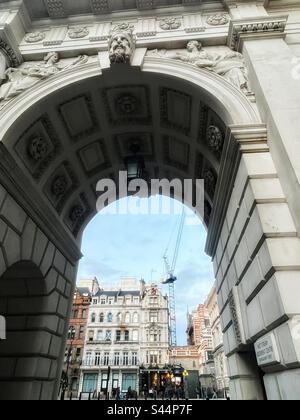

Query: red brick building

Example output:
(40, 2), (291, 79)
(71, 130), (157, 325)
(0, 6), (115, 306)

(63, 287), (92, 396)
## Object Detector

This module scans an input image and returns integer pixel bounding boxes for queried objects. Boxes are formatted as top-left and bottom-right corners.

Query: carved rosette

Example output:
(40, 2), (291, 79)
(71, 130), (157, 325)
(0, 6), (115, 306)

(69, 205), (84, 223)
(51, 175), (68, 197)
(160, 18), (181, 31)
(28, 137), (49, 161)
(25, 32), (45, 43)
(206, 14), (229, 26)
(68, 27), (89, 39)
(207, 125), (224, 155)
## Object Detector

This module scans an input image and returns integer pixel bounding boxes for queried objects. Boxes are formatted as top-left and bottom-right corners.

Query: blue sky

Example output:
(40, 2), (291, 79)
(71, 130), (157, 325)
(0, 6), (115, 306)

(77, 196), (215, 345)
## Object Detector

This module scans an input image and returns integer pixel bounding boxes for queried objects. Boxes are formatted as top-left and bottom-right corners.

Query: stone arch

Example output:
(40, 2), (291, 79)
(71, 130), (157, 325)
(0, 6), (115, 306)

(0, 56), (299, 401)
(0, 261), (63, 400)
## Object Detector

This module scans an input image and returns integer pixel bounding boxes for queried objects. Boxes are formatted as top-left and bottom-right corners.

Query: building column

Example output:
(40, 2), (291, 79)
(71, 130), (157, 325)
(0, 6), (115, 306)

(214, 126), (300, 400)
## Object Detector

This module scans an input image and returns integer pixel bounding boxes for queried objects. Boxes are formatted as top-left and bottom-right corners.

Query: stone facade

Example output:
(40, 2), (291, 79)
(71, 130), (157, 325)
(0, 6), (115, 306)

(63, 286), (94, 397)
(0, 0), (300, 400)
(79, 279), (169, 397)
(205, 285), (230, 396)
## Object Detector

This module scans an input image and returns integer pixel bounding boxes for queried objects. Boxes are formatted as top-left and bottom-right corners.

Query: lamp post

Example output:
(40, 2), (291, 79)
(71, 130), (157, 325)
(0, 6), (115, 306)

(124, 142), (146, 182)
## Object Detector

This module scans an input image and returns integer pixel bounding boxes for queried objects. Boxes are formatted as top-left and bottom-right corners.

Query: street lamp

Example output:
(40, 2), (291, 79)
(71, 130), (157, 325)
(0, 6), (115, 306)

(124, 142), (146, 182)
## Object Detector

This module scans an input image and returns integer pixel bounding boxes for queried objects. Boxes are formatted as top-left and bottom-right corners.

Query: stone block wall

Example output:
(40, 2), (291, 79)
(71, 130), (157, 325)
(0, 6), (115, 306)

(0, 183), (77, 400)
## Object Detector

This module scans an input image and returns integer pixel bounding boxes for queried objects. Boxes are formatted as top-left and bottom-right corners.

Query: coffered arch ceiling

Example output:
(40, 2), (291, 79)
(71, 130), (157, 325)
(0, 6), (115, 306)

(1, 65), (250, 249)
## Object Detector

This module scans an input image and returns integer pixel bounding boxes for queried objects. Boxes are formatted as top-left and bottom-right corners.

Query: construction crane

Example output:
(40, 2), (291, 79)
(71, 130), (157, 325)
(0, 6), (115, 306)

(162, 210), (186, 348)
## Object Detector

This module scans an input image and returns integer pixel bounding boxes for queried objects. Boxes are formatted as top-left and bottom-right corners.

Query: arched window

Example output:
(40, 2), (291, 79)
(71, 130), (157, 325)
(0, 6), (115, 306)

(107, 312), (113, 323)
(125, 312), (130, 324)
(91, 313), (96, 323)
(133, 312), (139, 323)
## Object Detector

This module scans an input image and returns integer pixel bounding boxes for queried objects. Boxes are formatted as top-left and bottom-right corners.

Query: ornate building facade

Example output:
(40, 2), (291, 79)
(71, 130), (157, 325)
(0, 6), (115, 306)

(79, 279), (169, 397)
(0, 0), (300, 400)
(205, 285), (230, 396)
(63, 285), (94, 397)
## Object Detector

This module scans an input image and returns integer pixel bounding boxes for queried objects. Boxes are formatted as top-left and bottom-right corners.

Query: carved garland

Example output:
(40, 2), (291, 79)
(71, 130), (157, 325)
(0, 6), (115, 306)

(0, 38), (21, 68)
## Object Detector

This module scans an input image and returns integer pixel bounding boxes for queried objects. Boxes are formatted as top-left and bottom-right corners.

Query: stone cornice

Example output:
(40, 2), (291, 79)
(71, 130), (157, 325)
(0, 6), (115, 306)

(228, 14), (288, 51)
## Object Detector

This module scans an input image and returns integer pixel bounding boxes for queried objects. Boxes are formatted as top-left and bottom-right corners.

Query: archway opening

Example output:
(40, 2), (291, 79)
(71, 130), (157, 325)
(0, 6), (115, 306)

(0, 60), (267, 400)
(0, 261), (61, 400)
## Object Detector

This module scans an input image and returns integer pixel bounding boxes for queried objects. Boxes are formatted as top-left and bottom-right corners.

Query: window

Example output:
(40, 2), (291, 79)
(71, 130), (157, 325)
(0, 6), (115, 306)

(116, 330), (121, 342)
(108, 298), (114, 305)
(113, 373), (119, 390)
(122, 374), (136, 393)
(103, 352), (110, 366)
(132, 330), (139, 342)
(125, 296), (131, 305)
(132, 352), (138, 366)
(133, 312), (139, 323)
(83, 373), (98, 393)
(125, 313), (130, 324)
(99, 313), (104, 323)
(79, 326), (84, 339)
(97, 330), (103, 341)
(114, 352), (120, 366)
(116, 313), (122, 323)
(133, 297), (139, 305)
(93, 299), (98, 305)
(105, 330), (112, 341)
(107, 312), (113, 323)
(123, 352), (129, 366)
(73, 309), (78, 319)
(118, 297), (124, 305)
(150, 312), (158, 323)
(124, 330), (129, 341)
(82, 309), (86, 320)
(68, 326), (76, 340)
(88, 330), (94, 342)
(91, 313), (96, 323)
(150, 351), (158, 365)
(76, 348), (81, 361)
(101, 373), (108, 391)
(101, 297), (106, 305)
(85, 351), (92, 366)
(149, 297), (158, 305)
(95, 352), (101, 366)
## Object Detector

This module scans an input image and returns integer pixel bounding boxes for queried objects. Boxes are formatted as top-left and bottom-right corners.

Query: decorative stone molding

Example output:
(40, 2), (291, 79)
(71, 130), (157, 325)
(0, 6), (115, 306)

(159, 17), (182, 31)
(68, 27), (90, 39)
(228, 15), (288, 51)
(0, 38), (22, 68)
(25, 32), (46, 44)
(207, 14), (229, 27)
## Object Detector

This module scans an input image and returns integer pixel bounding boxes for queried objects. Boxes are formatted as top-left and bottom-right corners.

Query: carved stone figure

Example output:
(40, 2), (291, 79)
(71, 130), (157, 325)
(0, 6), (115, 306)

(0, 50), (7, 86)
(109, 23), (135, 65)
(213, 50), (250, 94)
(0, 52), (88, 103)
(160, 40), (250, 93)
(167, 40), (216, 69)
